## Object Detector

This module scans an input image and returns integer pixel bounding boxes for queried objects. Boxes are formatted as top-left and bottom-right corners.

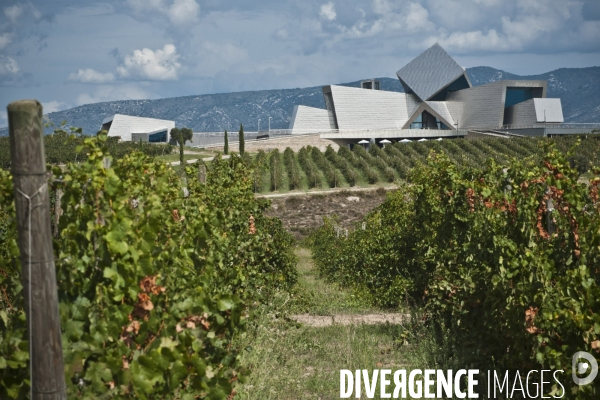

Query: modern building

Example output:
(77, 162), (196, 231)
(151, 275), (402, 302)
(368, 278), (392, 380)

(101, 114), (175, 143)
(288, 43), (567, 142)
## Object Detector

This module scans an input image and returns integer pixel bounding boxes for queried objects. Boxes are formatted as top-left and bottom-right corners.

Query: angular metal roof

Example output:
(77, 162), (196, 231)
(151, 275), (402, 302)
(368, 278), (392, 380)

(396, 43), (470, 101)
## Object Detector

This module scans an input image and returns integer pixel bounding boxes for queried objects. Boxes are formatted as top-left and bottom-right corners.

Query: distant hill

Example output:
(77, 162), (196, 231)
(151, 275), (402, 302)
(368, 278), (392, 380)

(1, 66), (599, 137)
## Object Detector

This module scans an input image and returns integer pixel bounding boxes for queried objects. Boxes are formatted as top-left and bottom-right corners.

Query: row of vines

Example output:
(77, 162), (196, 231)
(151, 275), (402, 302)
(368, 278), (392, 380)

(310, 142), (600, 398)
(0, 130), (174, 169)
(0, 132), (296, 399)
(248, 134), (600, 193)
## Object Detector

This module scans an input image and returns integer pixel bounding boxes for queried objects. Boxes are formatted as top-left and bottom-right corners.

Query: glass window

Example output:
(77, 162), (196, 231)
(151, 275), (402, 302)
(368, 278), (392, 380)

(149, 130), (167, 142)
(505, 88), (534, 108)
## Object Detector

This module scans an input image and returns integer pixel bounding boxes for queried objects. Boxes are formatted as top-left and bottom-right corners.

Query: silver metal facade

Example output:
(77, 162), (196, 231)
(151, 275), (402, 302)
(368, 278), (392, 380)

(533, 98), (564, 123)
(504, 99), (536, 126)
(445, 80), (548, 128)
(286, 43), (566, 138)
(327, 85), (420, 131)
(104, 114), (175, 142)
(288, 105), (335, 134)
(396, 43), (471, 101)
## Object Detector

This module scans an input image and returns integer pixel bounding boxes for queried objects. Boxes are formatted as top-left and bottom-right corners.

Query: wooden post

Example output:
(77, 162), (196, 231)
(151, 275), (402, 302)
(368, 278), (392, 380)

(8, 100), (67, 400)
(53, 188), (62, 238)
(198, 164), (206, 184)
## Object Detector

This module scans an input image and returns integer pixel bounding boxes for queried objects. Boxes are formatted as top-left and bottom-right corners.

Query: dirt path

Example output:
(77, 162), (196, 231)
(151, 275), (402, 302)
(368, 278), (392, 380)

(289, 248), (407, 326)
(234, 247), (410, 398)
(291, 313), (409, 327)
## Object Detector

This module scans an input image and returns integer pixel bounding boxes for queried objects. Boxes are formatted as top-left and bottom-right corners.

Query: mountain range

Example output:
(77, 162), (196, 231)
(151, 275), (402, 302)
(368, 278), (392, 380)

(1, 66), (599, 137)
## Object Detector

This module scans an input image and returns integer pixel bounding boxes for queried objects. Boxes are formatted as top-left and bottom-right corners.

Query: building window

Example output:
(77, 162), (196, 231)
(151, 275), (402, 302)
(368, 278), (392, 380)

(410, 113), (423, 129)
(504, 87), (543, 108)
(149, 130), (167, 142)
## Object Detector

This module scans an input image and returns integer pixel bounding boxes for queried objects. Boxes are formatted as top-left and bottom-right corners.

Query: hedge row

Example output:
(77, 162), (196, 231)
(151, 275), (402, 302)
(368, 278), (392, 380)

(0, 133), (296, 399)
(324, 145), (357, 186)
(297, 147), (321, 189)
(310, 143), (600, 398)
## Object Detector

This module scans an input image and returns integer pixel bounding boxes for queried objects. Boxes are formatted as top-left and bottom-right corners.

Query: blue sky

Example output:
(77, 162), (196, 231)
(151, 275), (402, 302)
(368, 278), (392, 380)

(1, 0), (600, 127)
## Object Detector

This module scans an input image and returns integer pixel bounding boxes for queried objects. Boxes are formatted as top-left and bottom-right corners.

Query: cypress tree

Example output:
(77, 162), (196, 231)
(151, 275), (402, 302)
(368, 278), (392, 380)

(239, 124), (245, 155)
(224, 130), (229, 155)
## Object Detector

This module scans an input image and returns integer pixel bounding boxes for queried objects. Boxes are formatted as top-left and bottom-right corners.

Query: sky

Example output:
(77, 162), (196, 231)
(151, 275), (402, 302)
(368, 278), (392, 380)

(1, 0), (600, 127)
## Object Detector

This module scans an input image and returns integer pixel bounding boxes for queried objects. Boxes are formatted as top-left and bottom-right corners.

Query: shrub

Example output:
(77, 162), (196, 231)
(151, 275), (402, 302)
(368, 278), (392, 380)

(324, 145), (356, 186)
(283, 147), (301, 190)
(269, 149), (283, 191)
(298, 147), (321, 189)
(311, 143), (600, 398)
(310, 147), (340, 188)
(338, 146), (378, 184)
(0, 133), (296, 398)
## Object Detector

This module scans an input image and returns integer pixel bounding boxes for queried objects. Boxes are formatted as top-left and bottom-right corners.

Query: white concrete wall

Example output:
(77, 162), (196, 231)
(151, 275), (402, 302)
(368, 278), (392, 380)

(106, 114), (175, 142)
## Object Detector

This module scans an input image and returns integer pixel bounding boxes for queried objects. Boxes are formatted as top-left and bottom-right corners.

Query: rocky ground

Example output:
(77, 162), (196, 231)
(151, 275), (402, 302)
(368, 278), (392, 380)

(264, 188), (389, 240)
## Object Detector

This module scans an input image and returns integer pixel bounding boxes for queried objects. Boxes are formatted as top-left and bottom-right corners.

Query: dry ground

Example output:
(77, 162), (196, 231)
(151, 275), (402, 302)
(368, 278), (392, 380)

(264, 188), (389, 240)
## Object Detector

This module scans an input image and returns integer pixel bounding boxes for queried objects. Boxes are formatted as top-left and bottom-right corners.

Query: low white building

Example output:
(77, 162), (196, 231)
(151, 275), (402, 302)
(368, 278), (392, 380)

(101, 114), (175, 143)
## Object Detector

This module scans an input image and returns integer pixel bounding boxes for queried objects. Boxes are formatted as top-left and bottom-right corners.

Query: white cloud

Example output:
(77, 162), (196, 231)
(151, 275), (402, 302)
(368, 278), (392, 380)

(0, 33), (10, 50)
(0, 110), (6, 125)
(404, 3), (433, 33)
(320, 2), (337, 21)
(127, 0), (200, 25)
(68, 68), (115, 83)
(168, 0), (200, 24)
(76, 83), (154, 106)
(436, 29), (513, 52)
(117, 44), (181, 80)
(4, 4), (23, 24)
(41, 100), (69, 114)
(0, 55), (19, 75)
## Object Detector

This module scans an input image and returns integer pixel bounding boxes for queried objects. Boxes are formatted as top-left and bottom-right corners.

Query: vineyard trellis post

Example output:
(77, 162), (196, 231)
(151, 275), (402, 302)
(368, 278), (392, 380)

(546, 190), (555, 235)
(53, 188), (62, 238)
(8, 100), (67, 399)
(198, 164), (206, 184)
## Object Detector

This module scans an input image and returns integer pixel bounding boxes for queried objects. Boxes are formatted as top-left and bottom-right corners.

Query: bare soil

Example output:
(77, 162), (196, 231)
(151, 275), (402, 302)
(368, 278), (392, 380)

(291, 313), (410, 327)
(264, 188), (389, 240)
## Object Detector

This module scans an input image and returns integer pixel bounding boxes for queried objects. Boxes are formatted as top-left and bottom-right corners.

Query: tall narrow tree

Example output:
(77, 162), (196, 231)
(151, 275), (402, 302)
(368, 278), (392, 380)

(239, 124), (245, 155)
(224, 130), (229, 155)
(170, 127), (194, 165)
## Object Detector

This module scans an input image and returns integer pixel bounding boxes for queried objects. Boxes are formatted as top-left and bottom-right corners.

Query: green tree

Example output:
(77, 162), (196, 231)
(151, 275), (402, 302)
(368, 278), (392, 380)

(224, 130), (229, 155)
(239, 124), (245, 156)
(170, 127), (193, 165)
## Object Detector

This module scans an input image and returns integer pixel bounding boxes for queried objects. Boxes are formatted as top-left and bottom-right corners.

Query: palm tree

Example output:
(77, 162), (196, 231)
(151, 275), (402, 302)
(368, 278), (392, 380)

(170, 127), (193, 165)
